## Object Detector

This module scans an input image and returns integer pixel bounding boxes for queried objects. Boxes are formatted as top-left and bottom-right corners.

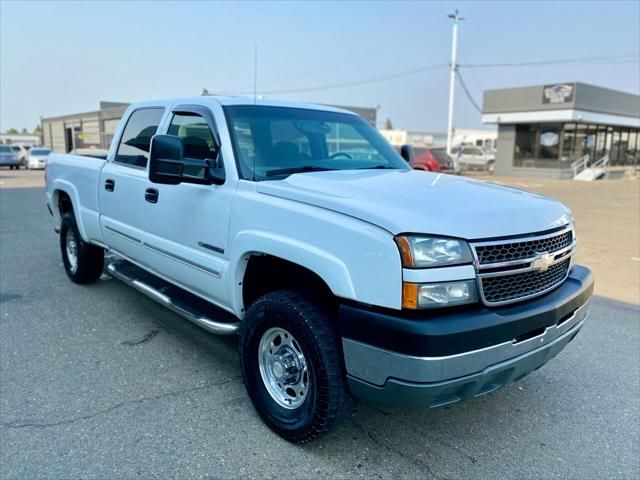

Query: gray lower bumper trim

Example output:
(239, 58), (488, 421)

(343, 300), (589, 386)
(347, 315), (585, 409)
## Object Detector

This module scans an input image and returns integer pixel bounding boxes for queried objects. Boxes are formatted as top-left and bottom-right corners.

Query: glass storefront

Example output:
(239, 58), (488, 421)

(514, 123), (640, 168)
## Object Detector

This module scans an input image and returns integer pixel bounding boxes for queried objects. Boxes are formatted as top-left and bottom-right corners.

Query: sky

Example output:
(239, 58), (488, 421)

(1, 0), (639, 133)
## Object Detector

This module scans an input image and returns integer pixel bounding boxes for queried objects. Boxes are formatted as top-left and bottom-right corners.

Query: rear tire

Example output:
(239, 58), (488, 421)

(59, 212), (104, 284)
(240, 290), (354, 443)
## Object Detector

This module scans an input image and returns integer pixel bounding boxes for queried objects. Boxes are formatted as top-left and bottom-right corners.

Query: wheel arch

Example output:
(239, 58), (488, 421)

(50, 181), (89, 241)
(229, 230), (356, 317)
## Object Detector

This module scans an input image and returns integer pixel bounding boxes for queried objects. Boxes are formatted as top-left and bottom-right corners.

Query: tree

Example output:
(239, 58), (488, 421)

(6, 128), (18, 134)
(383, 118), (394, 130)
(34, 125), (42, 135)
(21, 128), (28, 134)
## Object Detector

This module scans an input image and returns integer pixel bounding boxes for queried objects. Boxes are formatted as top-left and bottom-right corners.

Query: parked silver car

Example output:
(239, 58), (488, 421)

(27, 148), (52, 169)
(457, 146), (495, 172)
(0, 145), (21, 169)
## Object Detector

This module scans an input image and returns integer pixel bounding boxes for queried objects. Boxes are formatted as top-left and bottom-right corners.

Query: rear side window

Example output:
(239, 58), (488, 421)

(115, 108), (164, 168)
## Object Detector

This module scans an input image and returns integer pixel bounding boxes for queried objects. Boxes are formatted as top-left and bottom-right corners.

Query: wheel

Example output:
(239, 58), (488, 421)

(59, 212), (104, 284)
(239, 291), (354, 443)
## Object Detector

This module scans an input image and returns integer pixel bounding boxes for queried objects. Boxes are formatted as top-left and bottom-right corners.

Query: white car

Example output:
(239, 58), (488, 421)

(11, 144), (30, 168)
(45, 96), (593, 443)
(458, 146), (495, 172)
(27, 147), (51, 169)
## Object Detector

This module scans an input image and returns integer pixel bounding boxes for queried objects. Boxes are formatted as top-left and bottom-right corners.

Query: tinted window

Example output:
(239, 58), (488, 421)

(115, 108), (164, 167)
(0, 146), (12, 153)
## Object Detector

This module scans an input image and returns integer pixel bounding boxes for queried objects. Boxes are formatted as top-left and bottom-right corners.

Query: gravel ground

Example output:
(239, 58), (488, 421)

(1, 182), (639, 479)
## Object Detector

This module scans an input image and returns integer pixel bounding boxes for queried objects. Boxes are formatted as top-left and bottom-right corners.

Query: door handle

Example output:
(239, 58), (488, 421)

(104, 179), (115, 192)
(145, 188), (159, 204)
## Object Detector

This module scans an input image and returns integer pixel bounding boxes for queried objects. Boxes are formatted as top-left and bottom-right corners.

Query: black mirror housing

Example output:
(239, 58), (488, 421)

(400, 144), (413, 163)
(149, 135), (225, 186)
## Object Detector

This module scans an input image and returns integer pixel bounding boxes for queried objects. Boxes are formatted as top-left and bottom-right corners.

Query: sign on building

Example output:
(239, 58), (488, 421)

(542, 84), (575, 104)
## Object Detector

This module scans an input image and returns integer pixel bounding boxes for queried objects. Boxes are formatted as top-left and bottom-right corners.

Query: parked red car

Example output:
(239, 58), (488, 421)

(411, 147), (456, 173)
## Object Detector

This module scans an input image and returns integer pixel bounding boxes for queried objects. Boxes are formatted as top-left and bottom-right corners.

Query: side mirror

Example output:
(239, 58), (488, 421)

(149, 135), (225, 186)
(400, 144), (413, 163)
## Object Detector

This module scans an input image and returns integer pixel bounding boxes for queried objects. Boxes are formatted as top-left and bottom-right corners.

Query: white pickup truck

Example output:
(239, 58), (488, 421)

(46, 97), (593, 443)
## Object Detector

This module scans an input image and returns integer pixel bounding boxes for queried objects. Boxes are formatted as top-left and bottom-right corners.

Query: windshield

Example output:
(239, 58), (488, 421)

(0, 146), (13, 153)
(31, 149), (51, 155)
(224, 106), (408, 180)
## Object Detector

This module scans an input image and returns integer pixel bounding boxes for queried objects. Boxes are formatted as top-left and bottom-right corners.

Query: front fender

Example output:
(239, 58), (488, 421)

(228, 229), (356, 316)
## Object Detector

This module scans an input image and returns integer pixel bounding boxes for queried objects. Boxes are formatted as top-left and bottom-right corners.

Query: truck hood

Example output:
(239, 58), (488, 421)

(256, 170), (572, 239)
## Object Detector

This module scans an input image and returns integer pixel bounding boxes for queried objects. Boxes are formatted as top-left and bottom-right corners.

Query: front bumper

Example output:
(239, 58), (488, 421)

(340, 265), (593, 408)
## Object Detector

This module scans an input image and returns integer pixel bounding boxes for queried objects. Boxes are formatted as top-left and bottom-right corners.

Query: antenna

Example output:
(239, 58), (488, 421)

(253, 44), (258, 104)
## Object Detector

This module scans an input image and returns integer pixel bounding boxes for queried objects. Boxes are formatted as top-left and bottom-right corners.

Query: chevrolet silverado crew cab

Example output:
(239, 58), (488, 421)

(46, 97), (593, 443)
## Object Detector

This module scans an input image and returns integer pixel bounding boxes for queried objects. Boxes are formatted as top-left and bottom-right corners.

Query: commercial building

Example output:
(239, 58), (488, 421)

(483, 82), (640, 178)
(41, 100), (377, 153)
(379, 128), (497, 150)
(0, 133), (41, 146)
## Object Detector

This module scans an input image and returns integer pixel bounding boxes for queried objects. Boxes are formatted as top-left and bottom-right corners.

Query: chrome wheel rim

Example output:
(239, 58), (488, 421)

(65, 229), (78, 274)
(258, 327), (309, 409)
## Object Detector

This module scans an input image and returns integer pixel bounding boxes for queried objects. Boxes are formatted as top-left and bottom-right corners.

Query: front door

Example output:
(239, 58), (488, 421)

(141, 106), (233, 307)
(99, 107), (165, 262)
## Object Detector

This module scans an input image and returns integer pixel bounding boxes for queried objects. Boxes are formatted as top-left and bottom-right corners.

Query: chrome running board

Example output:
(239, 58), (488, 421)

(107, 259), (239, 335)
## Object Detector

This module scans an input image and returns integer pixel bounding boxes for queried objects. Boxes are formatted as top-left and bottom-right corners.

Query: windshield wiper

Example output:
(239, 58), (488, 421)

(265, 166), (336, 177)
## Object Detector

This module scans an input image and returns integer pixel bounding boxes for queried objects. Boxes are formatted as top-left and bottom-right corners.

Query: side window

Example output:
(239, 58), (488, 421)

(115, 108), (164, 168)
(168, 113), (219, 160)
(168, 112), (223, 179)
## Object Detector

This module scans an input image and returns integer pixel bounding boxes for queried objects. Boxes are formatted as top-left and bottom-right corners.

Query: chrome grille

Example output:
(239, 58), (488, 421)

(471, 226), (576, 306)
(480, 258), (571, 304)
(475, 230), (573, 265)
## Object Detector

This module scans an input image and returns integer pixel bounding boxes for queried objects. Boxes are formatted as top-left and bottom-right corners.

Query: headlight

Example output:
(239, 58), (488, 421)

(395, 235), (473, 268)
(402, 280), (478, 309)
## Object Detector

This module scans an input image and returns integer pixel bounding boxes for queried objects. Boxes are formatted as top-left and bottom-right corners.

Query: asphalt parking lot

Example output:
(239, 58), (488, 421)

(1, 181), (639, 479)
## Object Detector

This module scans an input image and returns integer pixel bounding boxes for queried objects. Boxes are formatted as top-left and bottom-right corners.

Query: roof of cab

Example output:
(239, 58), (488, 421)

(128, 96), (358, 116)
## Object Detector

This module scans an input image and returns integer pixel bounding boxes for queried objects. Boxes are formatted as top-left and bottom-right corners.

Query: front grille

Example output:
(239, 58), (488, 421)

(480, 258), (571, 304)
(471, 227), (575, 306)
(475, 230), (573, 265)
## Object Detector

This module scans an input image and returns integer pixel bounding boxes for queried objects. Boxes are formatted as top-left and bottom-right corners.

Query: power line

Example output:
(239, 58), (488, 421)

(456, 71), (482, 113)
(460, 53), (639, 68)
(457, 39), (483, 95)
(214, 19), (449, 94)
(217, 63), (448, 96)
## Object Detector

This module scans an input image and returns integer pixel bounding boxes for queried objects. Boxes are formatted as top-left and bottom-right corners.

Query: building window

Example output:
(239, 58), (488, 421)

(514, 124), (538, 166)
(538, 123), (561, 161)
(514, 123), (639, 170)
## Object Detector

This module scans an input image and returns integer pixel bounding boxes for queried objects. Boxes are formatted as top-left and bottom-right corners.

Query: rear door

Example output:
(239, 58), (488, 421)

(99, 107), (166, 262)
(140, 105), (233, 306)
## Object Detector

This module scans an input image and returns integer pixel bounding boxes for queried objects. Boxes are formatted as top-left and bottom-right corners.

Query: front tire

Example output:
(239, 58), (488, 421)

(59, 212), (104, 284)
(239, 291), (354, 443)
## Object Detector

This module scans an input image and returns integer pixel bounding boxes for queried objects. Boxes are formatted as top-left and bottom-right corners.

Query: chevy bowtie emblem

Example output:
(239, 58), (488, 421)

(531, 252), (554, 272)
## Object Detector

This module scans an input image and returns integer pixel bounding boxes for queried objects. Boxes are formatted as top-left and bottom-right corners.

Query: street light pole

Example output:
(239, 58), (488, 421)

(446, 10), (464, 156)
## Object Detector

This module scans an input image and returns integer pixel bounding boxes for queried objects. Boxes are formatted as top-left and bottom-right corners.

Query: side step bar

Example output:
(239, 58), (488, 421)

(107, 259), (240, 335)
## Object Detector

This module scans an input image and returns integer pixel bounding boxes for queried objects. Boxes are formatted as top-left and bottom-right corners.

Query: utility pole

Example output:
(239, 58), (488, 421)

(446, 10), (464, 156)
